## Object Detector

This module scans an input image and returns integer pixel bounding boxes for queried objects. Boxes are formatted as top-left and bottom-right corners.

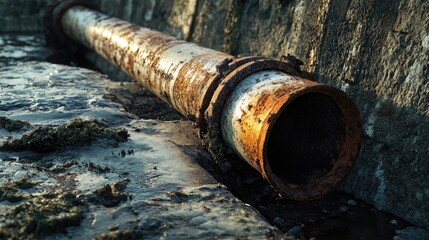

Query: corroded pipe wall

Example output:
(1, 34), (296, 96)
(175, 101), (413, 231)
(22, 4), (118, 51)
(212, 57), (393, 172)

(62, 6), (232, 127)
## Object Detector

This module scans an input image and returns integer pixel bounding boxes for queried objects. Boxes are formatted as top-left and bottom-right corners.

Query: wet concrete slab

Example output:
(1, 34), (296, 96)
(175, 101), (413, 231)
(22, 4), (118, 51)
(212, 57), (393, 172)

(0, 62), (281, 239)
(0, 34), (55, 68)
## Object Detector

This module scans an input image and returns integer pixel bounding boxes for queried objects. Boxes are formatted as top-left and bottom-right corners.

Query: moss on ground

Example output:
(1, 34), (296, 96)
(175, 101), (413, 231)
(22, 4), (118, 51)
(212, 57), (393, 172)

(13, 177), (40, 189)
(0, 192), (85, 239)
(0, 118), (133, 238)
(51, 161), (80, 174)
(0, 178), (40, 202)
(1, 118), (129, 152)
(94, 226), (144, 240)
(90, 179), (131, 207)
(0, 182), (25, 202)
(0, 177), (133, 238)
(84, 162), (110, 174)
(0, 116), (30, 131)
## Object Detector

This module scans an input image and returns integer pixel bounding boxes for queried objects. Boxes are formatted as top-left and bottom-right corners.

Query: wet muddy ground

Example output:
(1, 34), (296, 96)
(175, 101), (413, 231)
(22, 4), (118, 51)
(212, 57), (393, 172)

(1, 34), (428, 240)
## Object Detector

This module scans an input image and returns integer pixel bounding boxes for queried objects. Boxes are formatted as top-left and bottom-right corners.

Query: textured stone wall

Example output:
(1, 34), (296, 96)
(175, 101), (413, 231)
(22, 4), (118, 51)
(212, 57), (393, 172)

(0, 0), (52, 33)
(92, 0), (429, 229)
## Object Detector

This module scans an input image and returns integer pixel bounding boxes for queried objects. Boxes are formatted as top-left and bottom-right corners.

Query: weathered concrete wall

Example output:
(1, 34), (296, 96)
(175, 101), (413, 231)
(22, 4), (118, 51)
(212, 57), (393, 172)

(0, 0), (52, 33)
(92, 0), (429, 229)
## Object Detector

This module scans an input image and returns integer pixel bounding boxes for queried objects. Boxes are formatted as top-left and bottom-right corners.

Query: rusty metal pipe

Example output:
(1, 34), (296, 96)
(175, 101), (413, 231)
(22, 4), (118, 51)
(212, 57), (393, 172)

(48, 1), (362, 200)
(220, 70), (362, 199)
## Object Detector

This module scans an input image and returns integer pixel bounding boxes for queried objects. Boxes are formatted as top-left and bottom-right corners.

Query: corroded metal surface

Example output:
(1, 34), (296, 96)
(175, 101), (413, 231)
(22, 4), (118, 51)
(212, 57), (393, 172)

(61, 6), (233, 127)
(204, 57), (310, 153)
(221, 70), (362, 200)
(52, 3), (362, 200)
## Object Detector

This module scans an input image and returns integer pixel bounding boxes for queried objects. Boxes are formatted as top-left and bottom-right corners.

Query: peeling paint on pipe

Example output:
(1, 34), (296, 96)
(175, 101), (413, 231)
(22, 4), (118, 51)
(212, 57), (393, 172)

(48, 1), (362, 200)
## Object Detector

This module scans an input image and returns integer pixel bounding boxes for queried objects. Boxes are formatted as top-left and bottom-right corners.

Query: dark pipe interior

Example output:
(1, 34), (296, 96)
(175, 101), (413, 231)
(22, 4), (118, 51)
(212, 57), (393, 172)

(267, 93), (345, 185)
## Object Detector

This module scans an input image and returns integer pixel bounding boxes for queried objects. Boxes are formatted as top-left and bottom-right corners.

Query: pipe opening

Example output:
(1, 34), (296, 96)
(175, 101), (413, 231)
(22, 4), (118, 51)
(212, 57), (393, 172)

(267, 92), (345, 185)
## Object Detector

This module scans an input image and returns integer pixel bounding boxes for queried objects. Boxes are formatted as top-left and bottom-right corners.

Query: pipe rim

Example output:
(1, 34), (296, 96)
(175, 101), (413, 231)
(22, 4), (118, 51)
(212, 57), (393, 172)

(259, 84), (362, 200)
(204, 58), (306, 152)
(48, 0), (98, 45)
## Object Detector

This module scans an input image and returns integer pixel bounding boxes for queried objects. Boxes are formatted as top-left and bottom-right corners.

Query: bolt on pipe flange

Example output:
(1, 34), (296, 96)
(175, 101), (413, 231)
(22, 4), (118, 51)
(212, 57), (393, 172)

(47, 1), (362, 200)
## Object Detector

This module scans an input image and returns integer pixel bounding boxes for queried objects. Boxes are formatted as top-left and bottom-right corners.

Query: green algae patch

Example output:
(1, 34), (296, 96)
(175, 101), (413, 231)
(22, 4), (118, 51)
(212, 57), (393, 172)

(1, 118), (129, 152)
(90, 179), (131, 207)
(0, 116), (30, 131)
(0, 192), (85, 239)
